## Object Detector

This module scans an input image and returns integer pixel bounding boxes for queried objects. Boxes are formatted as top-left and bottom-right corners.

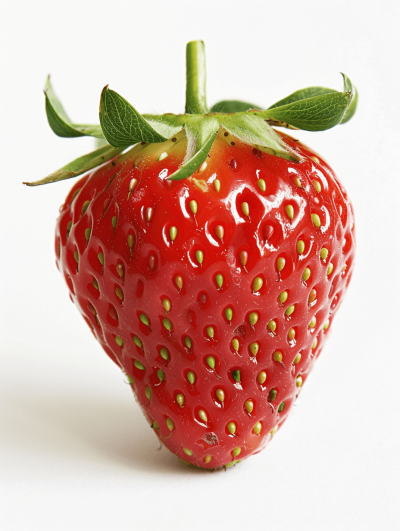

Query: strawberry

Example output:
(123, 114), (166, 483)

(28, 40), (357, 470)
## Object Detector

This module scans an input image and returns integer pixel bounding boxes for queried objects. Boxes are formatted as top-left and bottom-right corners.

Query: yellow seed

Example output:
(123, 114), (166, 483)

(285, 204), (294, 220)
(216, 273), (224, 289)
(195, 250), (204, 264)
(323, 320), (330, 330)
(268, 320), (277, 333)
(277, 257), (286, 272)
(249, 312), (258, 326)
(162, 298), (171, 313)
(327, 263), (334, 275)
(320, 248), (329, 260)
(134, 359), (145, 370)
(233, 447), (241, 457)
(166, 417), (174, 431)
(273, 350), (283, 363)
(293, 176), (302, 188)
(170, 226), (177, 241)
(250, 342), (259, 356)
(115, 286), (124, 301)
(206, 326), (214, 339)
(313, 180), (322, 193)
(227, 422), (236, 435)
(296, 375), (303, 387)
(189, 200), (198, 215)
(127, 234), (134, 248)
(311, 156), (320, 164)
(175, 275), (183, 290)
(198, 410), (208, 423)
(279, 291), (288, 304)
(215, 388), (225, 402)
(98, 252), (104, 266)
(257, 371), (267, 384)
(176, 393), (185, 407)
(302, 268), (311, 282)
(244, 399), (254, 413)
(232, 338), (239, 352)
(158, 152), (168, 161)
(241, 202), (250, 217)
(285, 305), (295, 316)
(214, 225), (224, 240)
(204, 455), (212, 464)
(297, 240), (305, 254)
(253, 276), (263, 292)
(293, 353), (301, 365)
(214, 179), (221, 192)
(312, 339), (318, 350)
(254, 421), (262, 435)
(311, 213), (321, 228)
(257, 179), (266, 192)
(309, 317), (317, 328)
(288, 328), (296, 341)
(183, 448), (192, 456)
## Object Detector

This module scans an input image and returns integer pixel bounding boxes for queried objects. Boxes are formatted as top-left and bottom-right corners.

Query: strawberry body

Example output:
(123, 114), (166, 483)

(55, 129), (355, 469)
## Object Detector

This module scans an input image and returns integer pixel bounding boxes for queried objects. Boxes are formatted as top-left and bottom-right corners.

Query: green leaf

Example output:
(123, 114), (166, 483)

(340, 85), (358, 123)
(44, 76), (104, 139)
(168, 117), (219, 181)
(24, 144), (124, 186)
(99, 87), (167, 147)
(219, 114), (299, 162)
(210, 100), (262, 113)
(143, 115), (184, 139)
(267, 87), (336, 110)
(259, 74), (356, 131)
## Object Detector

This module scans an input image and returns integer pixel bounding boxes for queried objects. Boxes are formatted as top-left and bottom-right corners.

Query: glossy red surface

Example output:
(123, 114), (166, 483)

(55, 130), (355, 469)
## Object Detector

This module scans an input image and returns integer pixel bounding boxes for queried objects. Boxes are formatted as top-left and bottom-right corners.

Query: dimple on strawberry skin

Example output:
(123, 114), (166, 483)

(28, 40), (357, 470)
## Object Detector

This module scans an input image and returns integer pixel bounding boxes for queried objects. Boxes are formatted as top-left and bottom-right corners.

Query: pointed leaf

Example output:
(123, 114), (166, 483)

(268, 87), (336, 110)
(168, 117), (219, 181)
(24, 144), (124, 186)
(259, 74), (355, 131)
(219, 114), (299, 162)
(143, 115), (184, 139)
(340, 85), (358, 123)
(99, 87), (167, 147)
(210, 100), (262, 113)
(44, 76), (104, 139)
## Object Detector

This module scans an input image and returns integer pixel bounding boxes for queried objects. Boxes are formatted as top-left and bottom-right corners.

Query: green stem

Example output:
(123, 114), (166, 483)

(185, 40), (208, 114)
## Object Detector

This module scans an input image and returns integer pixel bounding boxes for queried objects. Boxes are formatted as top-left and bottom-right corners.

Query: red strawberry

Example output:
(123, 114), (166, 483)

(29, 40), (357, 470)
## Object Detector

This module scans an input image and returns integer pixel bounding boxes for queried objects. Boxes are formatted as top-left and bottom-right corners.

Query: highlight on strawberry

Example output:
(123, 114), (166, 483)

(27, 40), (357, 470)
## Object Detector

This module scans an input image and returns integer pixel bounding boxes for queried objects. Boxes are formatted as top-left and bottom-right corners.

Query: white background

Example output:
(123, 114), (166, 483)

(1, 1), (400, 530)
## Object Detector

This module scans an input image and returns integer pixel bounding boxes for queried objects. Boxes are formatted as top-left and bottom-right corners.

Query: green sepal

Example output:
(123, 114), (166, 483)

(340, 85), (358, 124)
(99, 86), (168, 147)
(219, 114), (299, 162)
(268, 75), (358, 126)
(168, 117), (219, 181)
(44, 76), (104, 139)
(210, 100), (262, 113)
(24, 144), (124, 186)
(260, 74), (356, 131)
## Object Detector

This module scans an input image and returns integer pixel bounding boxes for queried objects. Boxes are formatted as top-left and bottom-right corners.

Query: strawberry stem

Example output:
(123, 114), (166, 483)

(185, 40), (208, 115)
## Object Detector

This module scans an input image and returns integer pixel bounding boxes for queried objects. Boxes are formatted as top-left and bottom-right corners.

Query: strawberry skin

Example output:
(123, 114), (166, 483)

(55, 129), (355, 469)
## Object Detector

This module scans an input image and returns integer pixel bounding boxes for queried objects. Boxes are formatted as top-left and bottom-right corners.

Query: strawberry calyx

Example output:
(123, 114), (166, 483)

(25, 40), (357, 187)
